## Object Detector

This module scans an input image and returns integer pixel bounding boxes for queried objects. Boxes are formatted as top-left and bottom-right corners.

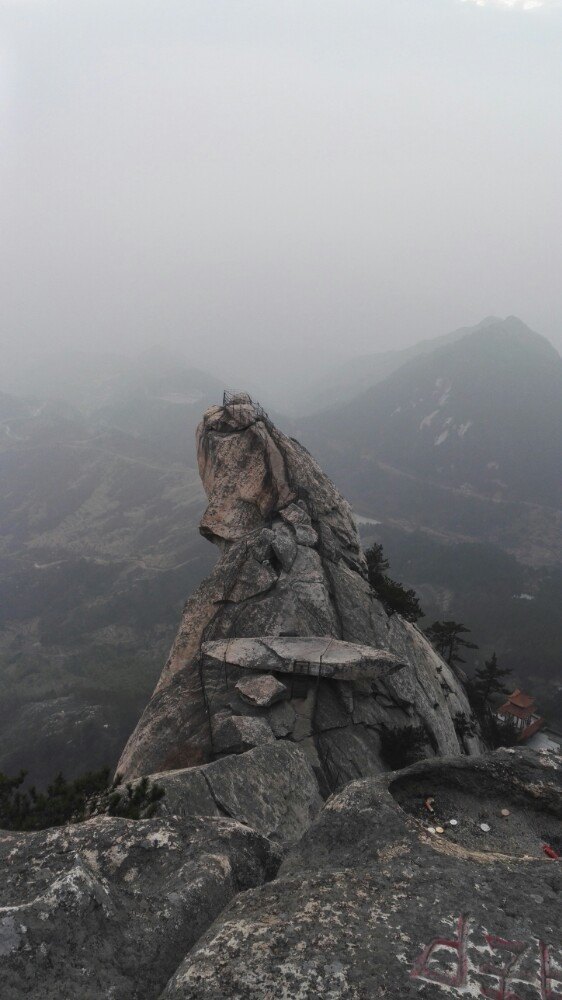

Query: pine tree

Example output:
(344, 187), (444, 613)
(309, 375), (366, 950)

(471, 652), (512, 704)
(465, 652), (515, 750)
(365, 543), (424, 623)
(364, 543), (390, 584)
(424, 620), (478, 666)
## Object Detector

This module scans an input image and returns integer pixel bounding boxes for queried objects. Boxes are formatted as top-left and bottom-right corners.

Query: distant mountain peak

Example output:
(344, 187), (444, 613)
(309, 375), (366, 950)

(456, 316), (561, 364)
(475, 315), (503, 328)
(302, 314), (562, 514)
(296, 315), (559, 416)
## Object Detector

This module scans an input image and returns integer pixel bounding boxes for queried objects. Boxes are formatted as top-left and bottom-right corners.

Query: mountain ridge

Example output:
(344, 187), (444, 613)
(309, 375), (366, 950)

(292, 314), (505, 415)
(300, 316), (562, 515)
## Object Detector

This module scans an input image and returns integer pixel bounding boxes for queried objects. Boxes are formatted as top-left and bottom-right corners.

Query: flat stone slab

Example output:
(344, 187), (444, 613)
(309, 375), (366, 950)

(202, 636), (406, 682)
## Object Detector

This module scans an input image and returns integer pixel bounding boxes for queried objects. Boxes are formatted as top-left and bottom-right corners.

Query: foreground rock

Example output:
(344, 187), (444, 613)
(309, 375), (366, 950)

(163, 748), (562, 999)
(124, 742), (323, 847)
(2, 748), (559, 998)
(0, 743), (323, 998)
(117, 394), (480, 787)
(0, 812), (278, 1000)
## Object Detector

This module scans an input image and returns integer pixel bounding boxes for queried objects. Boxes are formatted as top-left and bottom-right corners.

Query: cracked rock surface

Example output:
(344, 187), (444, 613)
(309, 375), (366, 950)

(117, 395), (480, 786)
(141, 742), (323, 846)
(0, 812), (279, 999)
(0, 743), (323, 998)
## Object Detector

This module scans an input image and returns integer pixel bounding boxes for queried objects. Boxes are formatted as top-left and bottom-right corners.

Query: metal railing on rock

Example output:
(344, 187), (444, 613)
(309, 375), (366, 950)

(222, 390), (273, 428)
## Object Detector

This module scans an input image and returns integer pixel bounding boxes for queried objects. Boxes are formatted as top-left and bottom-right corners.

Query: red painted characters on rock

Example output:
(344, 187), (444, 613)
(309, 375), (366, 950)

(540, 942), (562, 1000)
(410, 917), (561, 998)
(410, 914), (470, 988)
(479, 934), (528, 1000)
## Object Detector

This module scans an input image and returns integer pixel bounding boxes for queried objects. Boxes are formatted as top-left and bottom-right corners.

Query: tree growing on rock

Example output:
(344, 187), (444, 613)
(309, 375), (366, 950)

(466, 652), (516, 749)
(365, 543), (424, 623)
(424, 620), (478, 666)
(469, 652), (512, 706)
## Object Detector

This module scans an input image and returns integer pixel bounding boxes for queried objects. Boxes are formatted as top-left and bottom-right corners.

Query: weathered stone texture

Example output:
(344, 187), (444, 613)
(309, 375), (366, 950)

(235, 673), (288, 707)
(212, 713), (275, 754)
(143, 742), (323, 846)
(0, 812), (279, 1000)
(116, 396), (479, 786)
(162, 748), (562, 999)
(0, 741), (324, 998)
(3, 748), (559, 999)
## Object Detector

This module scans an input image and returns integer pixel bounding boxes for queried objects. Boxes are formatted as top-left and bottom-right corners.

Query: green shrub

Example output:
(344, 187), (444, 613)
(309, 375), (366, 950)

(490, 717), (520, 749)
(103, 774), (166, 820)
(365, 543), (424, 623)
(453, 711), (477, 740)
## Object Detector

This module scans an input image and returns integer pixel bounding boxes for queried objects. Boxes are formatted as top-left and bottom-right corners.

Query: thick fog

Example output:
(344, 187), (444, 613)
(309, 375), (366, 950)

(1, 0), (561, 392)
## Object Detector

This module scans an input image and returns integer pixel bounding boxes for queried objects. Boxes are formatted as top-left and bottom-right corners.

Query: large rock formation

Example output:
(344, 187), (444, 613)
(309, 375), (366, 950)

(117, 394), (479, 787)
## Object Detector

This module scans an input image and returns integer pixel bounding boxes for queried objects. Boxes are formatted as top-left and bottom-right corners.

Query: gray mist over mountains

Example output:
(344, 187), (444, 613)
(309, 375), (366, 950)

(1, 2), (562, 794)
(1, 0), (562, 400)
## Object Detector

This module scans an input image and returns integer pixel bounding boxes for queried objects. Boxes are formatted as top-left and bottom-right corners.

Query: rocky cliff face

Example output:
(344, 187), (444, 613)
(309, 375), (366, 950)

(117, 393), (479, 788)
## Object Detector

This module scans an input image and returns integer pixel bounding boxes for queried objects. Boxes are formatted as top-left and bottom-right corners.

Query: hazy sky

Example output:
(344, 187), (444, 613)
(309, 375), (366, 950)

(1, 0), (561, 385)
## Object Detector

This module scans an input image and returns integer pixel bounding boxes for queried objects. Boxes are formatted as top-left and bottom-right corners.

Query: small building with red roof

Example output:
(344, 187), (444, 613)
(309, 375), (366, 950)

(495, 689), (544, 742)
